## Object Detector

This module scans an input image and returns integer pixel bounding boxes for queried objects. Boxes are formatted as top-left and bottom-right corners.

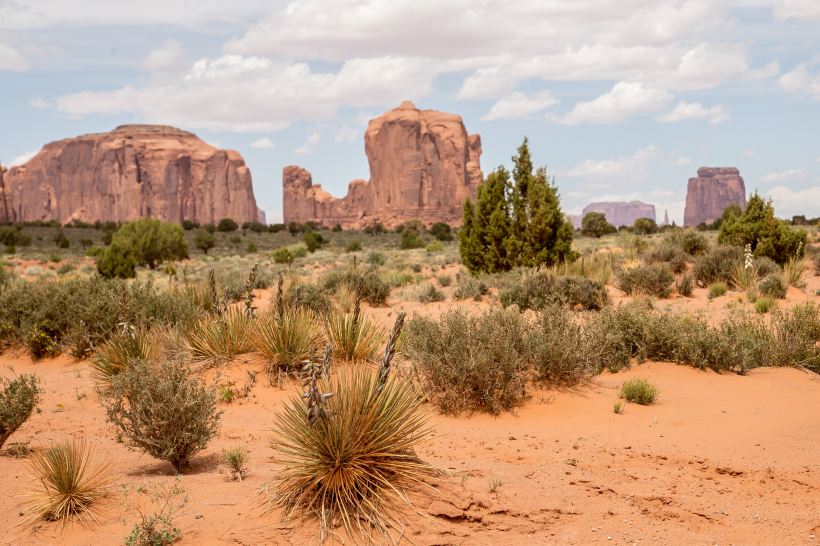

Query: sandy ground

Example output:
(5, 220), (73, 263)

(1, 348), (819, 546)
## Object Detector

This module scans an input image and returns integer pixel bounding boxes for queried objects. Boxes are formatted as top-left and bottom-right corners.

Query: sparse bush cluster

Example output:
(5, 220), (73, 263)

(500, 270), (608, 310)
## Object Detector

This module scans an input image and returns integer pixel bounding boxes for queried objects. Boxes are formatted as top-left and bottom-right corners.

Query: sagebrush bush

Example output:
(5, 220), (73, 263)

(755, 297), (773, 314)
(676, 273), (694, 297)
(0, 368), (41, 449)
(500, 270), (609, 310)
(103, 359), (222, 473)
(616, 263), (674, 298)
(18, 438), (117, 527)
(692, 245), (742, 287)
(529, 305), (599, 382)
(453, 278), (489, 301)
(403, 307), (530, 414)
(708, 282), (728, 299)
(418, 283), (445, 303)
(321, 266), (390, 306)
(759, 274), (787, 299)
(284, 282), (332, 315)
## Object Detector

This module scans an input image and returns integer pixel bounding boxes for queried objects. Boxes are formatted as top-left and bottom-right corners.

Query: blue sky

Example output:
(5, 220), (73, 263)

(1, 0), (819, 224)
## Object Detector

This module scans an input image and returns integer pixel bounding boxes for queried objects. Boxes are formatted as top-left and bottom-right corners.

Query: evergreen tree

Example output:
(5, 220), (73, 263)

(459, 139), (576, 273)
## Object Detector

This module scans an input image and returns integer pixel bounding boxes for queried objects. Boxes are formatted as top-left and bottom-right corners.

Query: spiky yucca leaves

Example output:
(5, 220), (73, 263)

(251, 308), (323, 376)
(261, 366), (439, 545)
(185, 306), (254, 367)
(324, 309), (384, 364)
(90, 326), (159, 387)
(17, 438), (117, 527)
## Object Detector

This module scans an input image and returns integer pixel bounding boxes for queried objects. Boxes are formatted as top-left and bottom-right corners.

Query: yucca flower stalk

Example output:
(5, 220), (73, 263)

(376, 311), (405, 396)
(244, 263), (259, 319)
(17, 438), (118, 528)
(300, 345), (334, 427)
(275, 273), (285, 320)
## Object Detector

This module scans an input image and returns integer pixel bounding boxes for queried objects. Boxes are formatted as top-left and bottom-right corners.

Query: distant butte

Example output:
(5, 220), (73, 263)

(684, 167), (746, 226)
(0, 125), (259, 225)
(283, 101), (482, 229)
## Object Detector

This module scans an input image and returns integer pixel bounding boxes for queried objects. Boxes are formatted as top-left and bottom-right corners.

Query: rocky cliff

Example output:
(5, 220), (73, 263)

(582, 201), (656, 228)
(0, 125), (258, 225)
(283, 101), (482, 228)
(683, 167), (746, 227)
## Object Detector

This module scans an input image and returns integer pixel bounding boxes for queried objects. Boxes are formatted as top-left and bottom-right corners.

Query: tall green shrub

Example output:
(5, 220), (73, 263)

(107, 218), (189, 270)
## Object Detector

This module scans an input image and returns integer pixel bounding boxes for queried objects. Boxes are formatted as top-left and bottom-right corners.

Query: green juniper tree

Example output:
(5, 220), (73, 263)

(459, 138), (576, 273)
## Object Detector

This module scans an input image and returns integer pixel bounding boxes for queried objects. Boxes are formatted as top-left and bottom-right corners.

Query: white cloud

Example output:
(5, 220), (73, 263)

(249, 137), (275, 148)
(551, 82), (673, 125)
(766, 186), (820, 218)
(294, 131), (321, 155)
(669, 156), (692, 166)
(560, 145), (663, 187)
(773, 0), (820, 22)
(9, 150), (37, 167)
(0, 43), (29, 72)
(742, 150), (756, 156)
(655, 100), (730, 124)
(778, 60), (820, 99)
(481, 91), (559, 121)
(29, 98), (49, 108)
(56, 55), (440, 132)
(758, 168), (809, 183)
(140, 39), (187, 73)
(743, 61), (780, 80)
(334, 125), (358, 143)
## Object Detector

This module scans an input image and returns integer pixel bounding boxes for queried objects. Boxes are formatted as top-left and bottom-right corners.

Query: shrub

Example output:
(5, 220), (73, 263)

(453, 278), (489, 301)
(217, 218), (239, 232)
(103, 359), (222, 473)
(418, 284), (445, 303)
(49, 253), (61, 263)
(529, 305), (599, 383)
(783, 254), (807, 289)
(718, 191), (806, 263)
(759, 274), (787, 299)
(400, 229), (425, 250)
(617, 377), (659, 405)
(708, 282), (728, 299)
(203, 223), (217, 234)
(426, 240), (445, 252)
(272, 247), (294, 264)
(251, 308), (322, 376)
(96, 242), (137, 279)
(182, 220), (200, 230)
(244, 221), (267, 234)
(430, 222), (453, 241)
(194, 230), (216, 255)
(302, 232), (323, 253)
(284, 283), (332, 315)
(221, 446), (249, 482)
(500, 270), (609, 310)
(111, 218), (189, 269)
(17, 438), (117, 527)
(403, 307), (530, 414)
(633, 218), (658, 235)
(0, 367), (42, 449)
(581, 212), (616, 238)
(616, 263), (674, 298)
(345, 239), (363, 253)
(229, 235), (241, 244)
(692, 245), (742, 287)
(263, 365), (437, 544)
(676, 273), (694, 297)
(436, 274), (452, 287)
(85, 246), (104, 257)
(321, 266), (390, 306)
(365, 251), (386, 265)
(185, 306), (254, 366)
(331, 223), (342, 232)
(245, 241), (258, 253)
(755, 297), (773, 314)
(120, 478), (186, 546)
(664, 228), (709, 255)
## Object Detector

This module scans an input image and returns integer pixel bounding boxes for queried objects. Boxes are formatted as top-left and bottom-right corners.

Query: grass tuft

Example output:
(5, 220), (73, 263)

(251, 308), (323, 377)
(617, 377), (659, 405)
(185, 306), (254, 367)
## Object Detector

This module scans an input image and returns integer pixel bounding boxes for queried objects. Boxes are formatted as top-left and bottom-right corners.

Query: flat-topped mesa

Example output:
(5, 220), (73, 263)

(283, 101), (482, 229)
(582, 201), (656, 228)
(0, 125), (258, 225)
(684, 166), (746, 227)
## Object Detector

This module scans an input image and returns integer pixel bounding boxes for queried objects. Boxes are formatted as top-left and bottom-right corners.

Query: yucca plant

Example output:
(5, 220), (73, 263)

(185, 306), (254, 366)
(17, 438), (117, 527)
(783, 246), (807, 289)
(251, 308), (323, 376)
(323, 277), (384, 363)
(731, 245), (758, 292)
(261, 313), (440, 544)
(90, 326), (159, 387)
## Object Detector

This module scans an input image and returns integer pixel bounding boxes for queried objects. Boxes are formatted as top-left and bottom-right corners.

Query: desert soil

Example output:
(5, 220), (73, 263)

(1, 282), (820, 546)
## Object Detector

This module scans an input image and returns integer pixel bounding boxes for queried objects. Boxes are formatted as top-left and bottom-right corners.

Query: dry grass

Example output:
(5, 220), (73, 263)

(783, 255), (807, 289)
(260, 366), (439, 545)
(17, 438), (117, 528)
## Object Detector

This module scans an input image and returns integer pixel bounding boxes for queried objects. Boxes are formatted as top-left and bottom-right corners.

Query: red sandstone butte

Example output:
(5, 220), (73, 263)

(0, 125), (258, 225)
(683, 167), (747, 226)
(283, 101), (482, 229)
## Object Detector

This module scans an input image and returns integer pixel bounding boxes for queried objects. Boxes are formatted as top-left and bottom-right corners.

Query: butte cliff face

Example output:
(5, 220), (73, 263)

(0, 125), (258, 225)
(582, 201), (656, 228)
(283, 101), (482, 228)
(683, 167), (746, 227)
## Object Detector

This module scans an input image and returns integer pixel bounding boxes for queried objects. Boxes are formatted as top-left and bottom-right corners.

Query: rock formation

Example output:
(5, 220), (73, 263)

(683, 167), (746, 227)
(582, 201), (656, 228)
(283, 101), (482, 228)
(0, 125), (258, 225)
(256, 207), (267, 225)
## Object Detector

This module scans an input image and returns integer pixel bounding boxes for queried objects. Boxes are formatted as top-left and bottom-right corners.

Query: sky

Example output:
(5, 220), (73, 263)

(1, 0), (819, 225)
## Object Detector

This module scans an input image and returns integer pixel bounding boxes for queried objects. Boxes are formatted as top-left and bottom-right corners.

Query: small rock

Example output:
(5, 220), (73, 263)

(195, 514), (203, 519)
